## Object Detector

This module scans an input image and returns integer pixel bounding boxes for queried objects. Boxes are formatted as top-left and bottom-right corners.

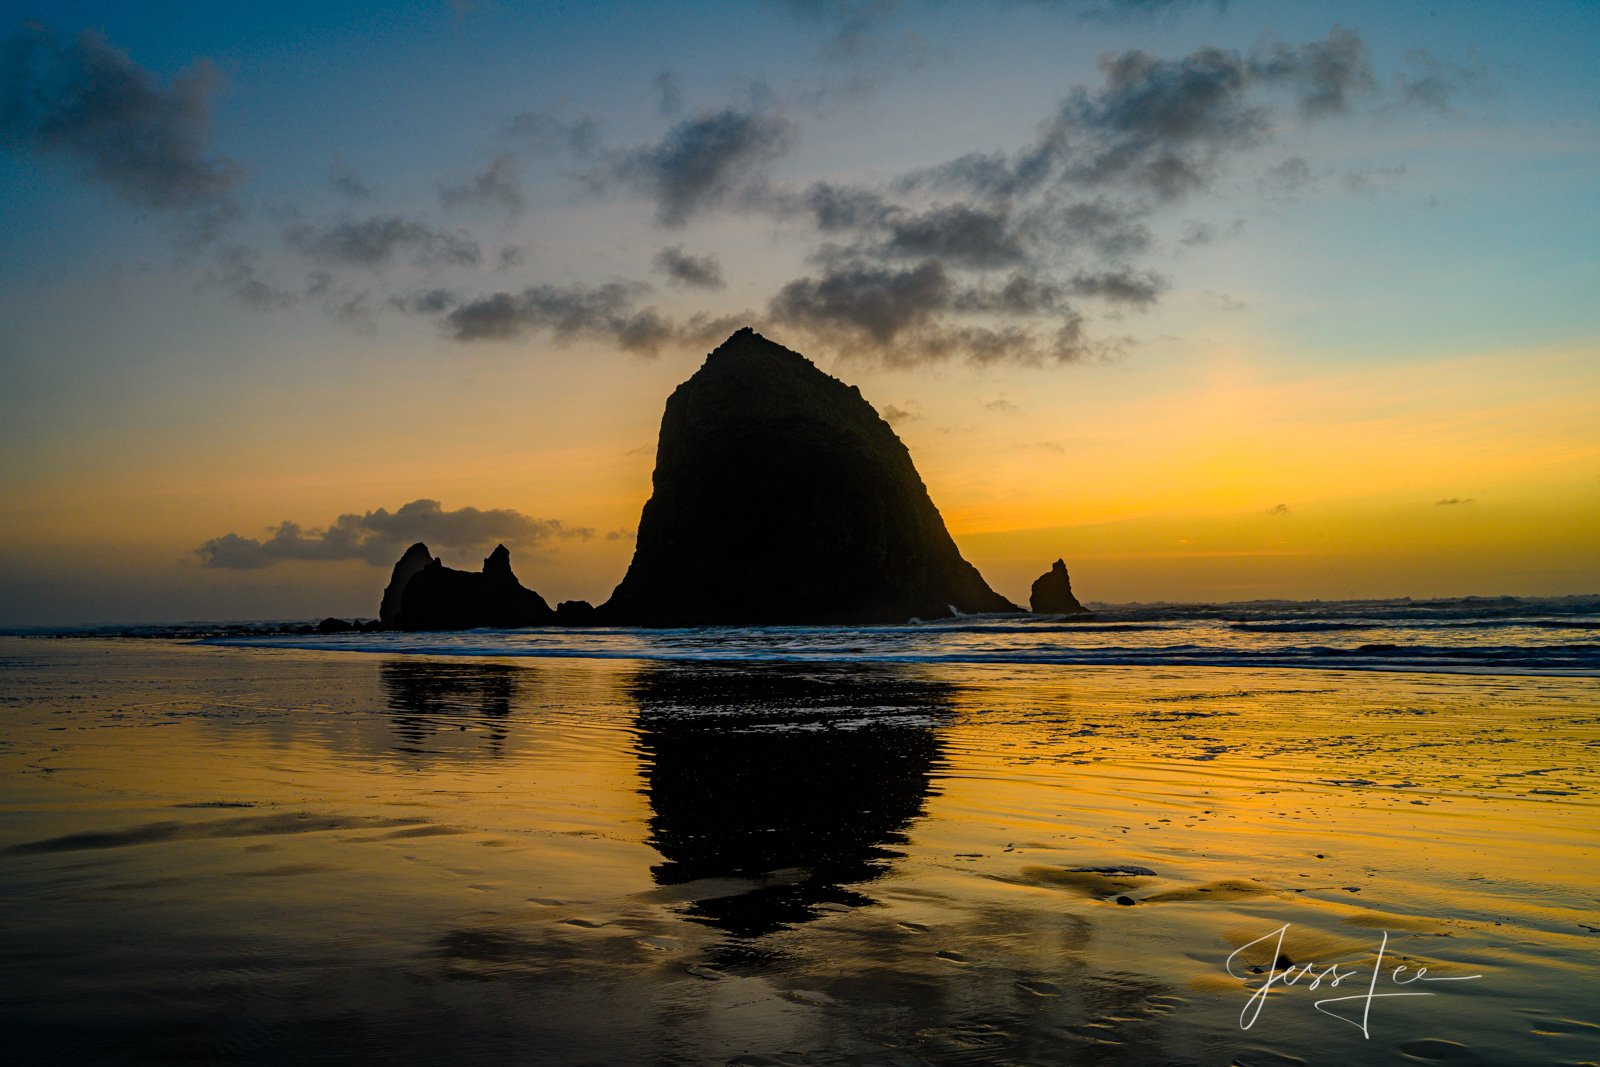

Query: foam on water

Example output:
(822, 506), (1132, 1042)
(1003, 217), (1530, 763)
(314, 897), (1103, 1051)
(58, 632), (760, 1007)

(170, 595), (1600, 676)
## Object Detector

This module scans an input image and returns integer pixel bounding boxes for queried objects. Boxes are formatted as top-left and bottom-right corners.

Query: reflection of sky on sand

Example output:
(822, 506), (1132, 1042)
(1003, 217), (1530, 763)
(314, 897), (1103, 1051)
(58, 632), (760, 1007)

(0, 637), (1596, 1065)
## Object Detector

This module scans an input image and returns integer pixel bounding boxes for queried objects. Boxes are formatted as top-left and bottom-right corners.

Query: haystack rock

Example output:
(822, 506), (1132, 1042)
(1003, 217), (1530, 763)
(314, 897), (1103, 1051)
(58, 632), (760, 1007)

(600, 328), (1020, 625)
(380, 542), (554, 630)
(1029, 559), (1089, 615)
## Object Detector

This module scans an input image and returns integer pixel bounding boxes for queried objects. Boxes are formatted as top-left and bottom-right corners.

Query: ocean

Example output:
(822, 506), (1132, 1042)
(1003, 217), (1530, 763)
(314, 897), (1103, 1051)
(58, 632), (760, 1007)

(1, 597), (1597, 1064)
(183, 594), (1600, 675)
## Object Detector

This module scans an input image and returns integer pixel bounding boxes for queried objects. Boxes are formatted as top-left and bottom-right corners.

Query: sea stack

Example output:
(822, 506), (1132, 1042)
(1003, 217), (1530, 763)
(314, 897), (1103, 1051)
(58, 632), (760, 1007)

(1029, 559), (1089, 615)
(600, 328), (1020, 625)
(380, 542), (554, 630)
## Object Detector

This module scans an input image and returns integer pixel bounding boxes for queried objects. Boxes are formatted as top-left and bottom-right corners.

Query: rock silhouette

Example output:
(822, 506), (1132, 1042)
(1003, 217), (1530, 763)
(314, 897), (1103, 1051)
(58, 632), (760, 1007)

(380, 542), (554, 630)
(600, 328), (1019, 625)
(379, 542), (434, 625)
(1029, 559), (1089, 615)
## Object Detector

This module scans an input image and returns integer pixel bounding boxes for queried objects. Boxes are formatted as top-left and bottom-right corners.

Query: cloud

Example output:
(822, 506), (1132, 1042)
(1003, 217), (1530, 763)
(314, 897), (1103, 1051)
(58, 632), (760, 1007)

(1199, 288), (1245, 311)
(205, 245), (295, 310)
(196, 499), (594, 570)
(1341, 164), (1405, 195)
(653, 70), (684, 117)
(505, 106), (599, 156)
(1261, 503), (1290, 515)
(327, 158), (373, 199)
(653, 246), (726, 288)
(605, 527), (637, 541)
(879, 202), (1027, 268)
(880, 403), (918, 426)
(438, 153), (523, 217)
(1259, 155), (1317, 199)
(1434, 497), (1474, 506)
(1249, 25), (1376, 119)
(442, 281), (746, 354)
(769, 258), (952, 345)
(983, 396), (1020, 414)
(1395, 49), (1493, 114)
(894, 28), (1373, 206)
(284, 215), (481, 268)
(0, 23), (242, 212)
(1065, 267), (1165, 307)
(1178, 217), (1244, 245)
(606, 106), (797, 226)
(767, 258), (1108, 367)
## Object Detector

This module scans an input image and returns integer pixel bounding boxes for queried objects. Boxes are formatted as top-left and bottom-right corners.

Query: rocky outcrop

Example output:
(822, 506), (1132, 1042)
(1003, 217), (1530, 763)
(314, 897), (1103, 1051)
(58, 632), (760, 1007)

(380, 542), (554, 630)
(554, 600), (598, 626)
(1029, 559), (1089, 615)
(379, 542), (435, 626)
(600, 328), (1020, 625)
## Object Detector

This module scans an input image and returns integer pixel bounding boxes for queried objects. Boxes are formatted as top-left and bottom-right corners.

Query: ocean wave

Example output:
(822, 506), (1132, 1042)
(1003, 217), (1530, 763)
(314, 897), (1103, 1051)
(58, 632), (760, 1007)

(196, 633), (1600, 677)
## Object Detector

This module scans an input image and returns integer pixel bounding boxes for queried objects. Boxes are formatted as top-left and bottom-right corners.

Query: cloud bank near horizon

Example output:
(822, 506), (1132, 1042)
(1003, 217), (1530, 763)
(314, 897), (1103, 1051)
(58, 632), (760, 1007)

(196, 499), (594, 570)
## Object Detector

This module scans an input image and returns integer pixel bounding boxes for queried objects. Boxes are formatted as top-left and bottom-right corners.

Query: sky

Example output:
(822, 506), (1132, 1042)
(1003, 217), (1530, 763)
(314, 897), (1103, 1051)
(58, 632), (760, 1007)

(0, 0), (1596, 625)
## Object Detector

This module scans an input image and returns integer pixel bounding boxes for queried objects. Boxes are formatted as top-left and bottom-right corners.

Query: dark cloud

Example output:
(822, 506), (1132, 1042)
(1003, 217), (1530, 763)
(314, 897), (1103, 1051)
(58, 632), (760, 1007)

(1434, 497), (1474, 506)
(438, 273), (750, 354)
(653, 70), (684, 117)
(1249, 25), (1375, 118)
(653, 246), (726, 289)
(983, 396), (1020, 414)
(803, 181), (894, 231)
(505, 106), (599, 156)
(446, 280), (644, 341)
(284, 215), (481, 268)
(880, 203), (1026, 268)
(767, 258), (1104, 367)
(327, 158), (373, 199)
(608, 107), (797, 226)
(0, 23), (242, 212)
(438, 153), (523, 216)
(1262, 503), (1290, 515)
(196, 499), (594, 570)
(770, 258), (952, 345)
(895, 28), (1374, 204)
(1065, 267), (1165, 307)
(442, 281), (746, 355)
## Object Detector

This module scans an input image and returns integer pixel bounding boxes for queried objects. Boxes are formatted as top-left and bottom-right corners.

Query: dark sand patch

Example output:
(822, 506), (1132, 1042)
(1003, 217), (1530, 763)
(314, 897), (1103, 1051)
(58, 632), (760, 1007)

(1142, 879), (1276, 902)
(4, 813), (426, 855)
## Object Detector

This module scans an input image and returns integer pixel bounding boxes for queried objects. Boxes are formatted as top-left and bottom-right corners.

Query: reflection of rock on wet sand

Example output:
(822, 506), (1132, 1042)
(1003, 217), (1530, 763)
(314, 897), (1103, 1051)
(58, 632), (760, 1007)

(381, 660), (521, 756)
(630, 663), (953, 937)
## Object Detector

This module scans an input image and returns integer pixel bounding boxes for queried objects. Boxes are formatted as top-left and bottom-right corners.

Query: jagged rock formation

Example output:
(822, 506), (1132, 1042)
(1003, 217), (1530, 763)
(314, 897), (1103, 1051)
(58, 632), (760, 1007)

(380, 542), (554, 630)
(379, 542), (434, 625)
(1029, 559), (1089, 615)
(600, 328), (1020, 625)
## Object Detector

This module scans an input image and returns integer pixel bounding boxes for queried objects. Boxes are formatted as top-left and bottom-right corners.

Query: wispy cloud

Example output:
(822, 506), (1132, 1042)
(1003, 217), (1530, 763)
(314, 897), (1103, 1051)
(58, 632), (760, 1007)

(438, 153), (524, 217)
(0, 23), (242, 215)
(653, 246), (726, 289)
(284, 215), (481, 269)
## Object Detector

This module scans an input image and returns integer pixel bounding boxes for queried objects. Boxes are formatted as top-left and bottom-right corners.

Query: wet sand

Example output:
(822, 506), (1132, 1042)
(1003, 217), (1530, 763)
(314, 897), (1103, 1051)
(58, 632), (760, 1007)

(1, 636), (1596, 1065)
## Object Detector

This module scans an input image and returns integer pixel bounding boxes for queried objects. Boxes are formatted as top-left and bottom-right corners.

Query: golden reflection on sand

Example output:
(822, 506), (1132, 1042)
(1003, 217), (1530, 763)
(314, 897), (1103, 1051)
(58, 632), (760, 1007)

(0, 638), (1596, 1065)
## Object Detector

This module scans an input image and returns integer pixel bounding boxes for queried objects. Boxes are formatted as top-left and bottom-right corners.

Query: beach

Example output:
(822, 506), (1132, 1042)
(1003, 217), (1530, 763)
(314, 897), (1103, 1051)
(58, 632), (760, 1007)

(2, 635), (1595, 1065)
